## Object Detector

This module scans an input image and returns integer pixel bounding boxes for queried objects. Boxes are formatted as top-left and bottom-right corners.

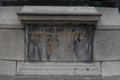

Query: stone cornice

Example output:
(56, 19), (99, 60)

(17, 6), (102, 26)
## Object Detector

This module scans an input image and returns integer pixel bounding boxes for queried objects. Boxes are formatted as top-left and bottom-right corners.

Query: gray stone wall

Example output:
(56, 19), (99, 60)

(0, 7), (25, 79)
(0, 6), (120, 80)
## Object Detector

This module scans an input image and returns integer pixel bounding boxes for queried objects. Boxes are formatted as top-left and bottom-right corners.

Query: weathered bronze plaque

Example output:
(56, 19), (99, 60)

(26, 25), (94, 62)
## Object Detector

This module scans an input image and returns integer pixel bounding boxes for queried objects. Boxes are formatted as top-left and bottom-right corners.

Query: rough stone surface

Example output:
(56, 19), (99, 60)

(17, 62), (101, 77)
(0, 7), (23, 28)
(96, 7), (120, 29)
(94, 30), (120, 61)
(0, 29), (25, 60)
(102, 61), (120, 77)
(0, 60), (16, 76)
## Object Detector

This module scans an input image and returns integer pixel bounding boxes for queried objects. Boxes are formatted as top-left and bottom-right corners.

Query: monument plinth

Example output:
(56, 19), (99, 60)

(17, 6), (102, 77)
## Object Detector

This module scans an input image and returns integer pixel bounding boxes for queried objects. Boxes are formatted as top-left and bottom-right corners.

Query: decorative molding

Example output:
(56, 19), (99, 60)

(17, 6), (102, 26)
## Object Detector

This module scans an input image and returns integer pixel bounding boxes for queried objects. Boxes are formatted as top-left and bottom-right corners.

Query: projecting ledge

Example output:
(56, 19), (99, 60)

(17, 6), (102, 25)
(16, 62), (101, 77)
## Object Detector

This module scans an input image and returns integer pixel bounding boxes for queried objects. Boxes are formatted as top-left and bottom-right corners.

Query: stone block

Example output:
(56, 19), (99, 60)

(0, 7), (23, 28)
(20, 6), (99, 15)
(96, 7), (120, 29)
(94, 30), (120, 61)
(0, 76), (15, 80)
(18, 6), (101, 26)
(17, 62), (101, 77)
(16, 76), (101, 80)
(102, 61), (120, 77)
(0, 29), (25, 60)
(0, 60), (16, 76)
(102, 76), (120, 80)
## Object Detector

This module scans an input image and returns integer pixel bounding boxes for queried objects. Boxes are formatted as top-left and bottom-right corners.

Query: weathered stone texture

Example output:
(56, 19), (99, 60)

(0, 29), (25, 60)
(96, 7), (120, 29)
(94, 30), (120, 61)
(102, 61), (120, 77)
(26, 26), (94, 62)
(0, 7), (23, 28)
(0, 60), (16, 76)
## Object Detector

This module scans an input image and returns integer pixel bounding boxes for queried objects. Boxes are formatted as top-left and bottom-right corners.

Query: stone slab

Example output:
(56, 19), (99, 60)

(0, 60), (16, 76)
(0, 7), (23, 28)
(20, 6), (100, 15)
(26, 26), (93, 62)
(94, 30), (120, 61)
(102, 61), (120, 77)
(16, 77), (101, 80)
(0, 29), (25, 60)
(102, 76), (120, 80)
(96, 7), (120, 29)
(18, 6), (101, 26)
(0, 76), (15, 80)
(17, 62), (101, 77)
